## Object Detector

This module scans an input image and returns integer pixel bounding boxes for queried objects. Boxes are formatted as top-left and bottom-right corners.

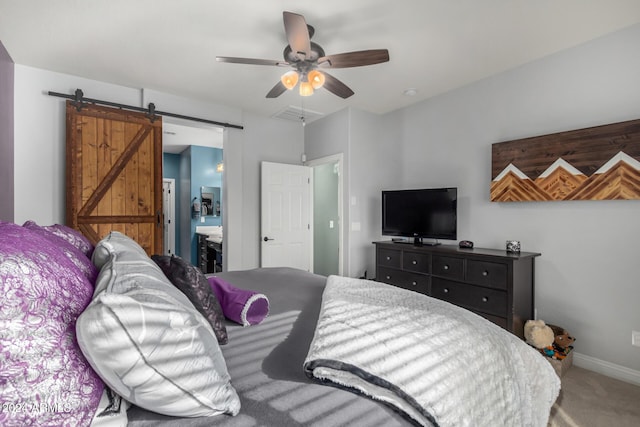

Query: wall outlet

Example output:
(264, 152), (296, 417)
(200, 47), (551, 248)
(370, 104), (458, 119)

(632, 330), (640, 347)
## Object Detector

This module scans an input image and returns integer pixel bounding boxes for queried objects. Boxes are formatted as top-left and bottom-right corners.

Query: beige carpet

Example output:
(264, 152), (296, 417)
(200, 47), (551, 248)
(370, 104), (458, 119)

(548, 366), (640, 427)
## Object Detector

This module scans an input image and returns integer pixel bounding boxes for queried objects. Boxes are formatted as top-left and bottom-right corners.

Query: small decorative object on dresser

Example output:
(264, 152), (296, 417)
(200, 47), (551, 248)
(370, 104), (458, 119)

(374, 241), (541, 339)
(506, 240), (521, 253)
(459, 240), (474, 249)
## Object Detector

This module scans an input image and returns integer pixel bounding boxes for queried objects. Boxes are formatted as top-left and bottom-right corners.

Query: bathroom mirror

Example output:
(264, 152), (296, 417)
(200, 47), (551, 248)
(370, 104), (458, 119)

(201, 186), (221, 217)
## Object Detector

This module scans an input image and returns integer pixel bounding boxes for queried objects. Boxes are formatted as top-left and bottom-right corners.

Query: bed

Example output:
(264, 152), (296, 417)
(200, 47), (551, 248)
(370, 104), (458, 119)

(0, 222), (560, 427)
(128, 269), (560, 427)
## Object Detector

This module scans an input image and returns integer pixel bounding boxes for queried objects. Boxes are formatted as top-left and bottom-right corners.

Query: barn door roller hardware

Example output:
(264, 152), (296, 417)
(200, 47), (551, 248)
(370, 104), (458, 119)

(48, 89), (244, 130)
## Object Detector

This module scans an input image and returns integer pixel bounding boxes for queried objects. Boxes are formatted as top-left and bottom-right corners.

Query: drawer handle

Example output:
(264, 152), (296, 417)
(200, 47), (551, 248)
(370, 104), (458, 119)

(386, 275), (391, 280)
(482, 271), (488, 276)
(411, 281), (417, 286)
(482, 297), (488, 303)
(443, 288), (449, 293)
(386, 256), (391, 261)
(443, 265), (449, 270)
(412, 260), (417, 265)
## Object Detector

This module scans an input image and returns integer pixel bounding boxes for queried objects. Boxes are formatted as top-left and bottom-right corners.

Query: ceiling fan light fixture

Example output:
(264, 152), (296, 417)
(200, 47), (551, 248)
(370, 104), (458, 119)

(299, 81), (314, 96)
(281, 70), (299, 90)
(308, 69), (325, 89)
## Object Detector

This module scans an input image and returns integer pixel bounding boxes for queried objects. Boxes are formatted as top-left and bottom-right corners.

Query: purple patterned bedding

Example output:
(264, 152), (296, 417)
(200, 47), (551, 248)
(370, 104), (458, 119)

(0, 221), (104, 427)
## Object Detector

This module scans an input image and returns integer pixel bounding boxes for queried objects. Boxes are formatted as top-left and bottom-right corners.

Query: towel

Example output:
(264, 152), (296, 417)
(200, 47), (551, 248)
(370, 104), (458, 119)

(208, 277), (269, 326)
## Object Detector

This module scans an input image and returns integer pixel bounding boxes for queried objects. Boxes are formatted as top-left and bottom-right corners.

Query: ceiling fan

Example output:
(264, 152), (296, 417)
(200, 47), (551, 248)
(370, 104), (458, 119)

(216, 11), (390, 99)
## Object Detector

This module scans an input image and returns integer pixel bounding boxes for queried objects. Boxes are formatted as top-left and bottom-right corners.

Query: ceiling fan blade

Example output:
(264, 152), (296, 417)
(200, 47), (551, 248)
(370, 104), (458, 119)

(283, 11), (311, 60)
(216, 56), (289, 67)
(322, 72), (354, 99)
(318, 49), (389, 68)
(266, 81), (288, 98)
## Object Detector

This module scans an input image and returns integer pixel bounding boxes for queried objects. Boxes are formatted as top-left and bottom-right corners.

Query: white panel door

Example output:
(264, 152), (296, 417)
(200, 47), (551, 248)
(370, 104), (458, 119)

(261, 161), (312, 270)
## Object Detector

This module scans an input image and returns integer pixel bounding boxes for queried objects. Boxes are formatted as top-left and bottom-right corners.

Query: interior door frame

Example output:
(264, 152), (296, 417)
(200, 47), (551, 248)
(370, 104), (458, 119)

(306, 153), (344, 276)
(162, 178), (176, 255)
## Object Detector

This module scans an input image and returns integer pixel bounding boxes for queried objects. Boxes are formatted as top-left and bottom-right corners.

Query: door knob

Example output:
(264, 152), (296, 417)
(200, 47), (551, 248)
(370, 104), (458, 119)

(263, 236), (274, 242)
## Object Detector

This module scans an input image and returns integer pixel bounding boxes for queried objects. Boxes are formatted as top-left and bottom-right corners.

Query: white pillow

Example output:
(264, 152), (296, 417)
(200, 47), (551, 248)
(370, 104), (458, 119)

(91, 231), (148, 270)
(77, 232), (240, 418)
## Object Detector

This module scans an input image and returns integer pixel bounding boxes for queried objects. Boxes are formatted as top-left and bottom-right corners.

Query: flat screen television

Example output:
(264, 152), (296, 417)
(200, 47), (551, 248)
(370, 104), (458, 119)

(382, 187), (457, 245)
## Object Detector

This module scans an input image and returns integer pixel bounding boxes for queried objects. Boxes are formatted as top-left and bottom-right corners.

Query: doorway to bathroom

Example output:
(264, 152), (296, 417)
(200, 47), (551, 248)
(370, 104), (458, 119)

(307, 153), (343, 276)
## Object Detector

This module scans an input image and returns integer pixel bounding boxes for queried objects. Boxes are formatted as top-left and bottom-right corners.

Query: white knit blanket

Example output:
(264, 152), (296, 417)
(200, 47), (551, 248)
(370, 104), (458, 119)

(303, 276), (560, 427)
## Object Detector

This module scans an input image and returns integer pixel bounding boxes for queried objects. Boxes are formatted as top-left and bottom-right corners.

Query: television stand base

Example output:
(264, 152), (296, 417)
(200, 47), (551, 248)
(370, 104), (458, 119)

(390, 238), (441, 246)
(413, 238), (440, 246)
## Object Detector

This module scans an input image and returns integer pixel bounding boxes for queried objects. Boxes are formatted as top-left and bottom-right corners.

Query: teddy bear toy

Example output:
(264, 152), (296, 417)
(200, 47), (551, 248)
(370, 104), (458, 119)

(547, 323), (576, 360)
(524, 319), (555, 357)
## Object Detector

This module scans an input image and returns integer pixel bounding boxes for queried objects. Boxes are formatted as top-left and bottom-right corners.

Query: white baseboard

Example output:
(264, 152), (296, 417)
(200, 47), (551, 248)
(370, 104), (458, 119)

(573, 352), (640, 386)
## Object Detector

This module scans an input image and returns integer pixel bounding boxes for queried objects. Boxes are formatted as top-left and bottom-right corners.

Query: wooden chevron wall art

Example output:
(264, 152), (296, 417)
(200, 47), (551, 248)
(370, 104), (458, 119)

(491, 117), (640, 202)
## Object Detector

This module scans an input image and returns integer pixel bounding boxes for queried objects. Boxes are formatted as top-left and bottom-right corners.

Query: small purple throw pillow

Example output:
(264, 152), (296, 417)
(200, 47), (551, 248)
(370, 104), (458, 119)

(208, 277), (270, 326)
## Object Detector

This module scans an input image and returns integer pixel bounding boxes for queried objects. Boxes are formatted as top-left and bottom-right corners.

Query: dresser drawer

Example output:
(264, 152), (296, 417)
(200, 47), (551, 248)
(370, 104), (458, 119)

(466, 260), (507, 289)
(378, 267), (429, 295)
(403, 251), (430, 274)
(477, 312), (508, 330)
(432, 255), (464, 280)
(377, 248), (401, 268)
(431, 278), (507, 317)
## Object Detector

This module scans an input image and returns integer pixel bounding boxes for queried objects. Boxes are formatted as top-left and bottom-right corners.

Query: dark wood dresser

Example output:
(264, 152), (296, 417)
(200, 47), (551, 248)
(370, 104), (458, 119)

(373, 241), (540, 339)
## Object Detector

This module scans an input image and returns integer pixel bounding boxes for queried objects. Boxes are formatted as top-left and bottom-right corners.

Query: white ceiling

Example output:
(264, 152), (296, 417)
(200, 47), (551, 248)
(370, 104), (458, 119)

(2, 0), (640, 123)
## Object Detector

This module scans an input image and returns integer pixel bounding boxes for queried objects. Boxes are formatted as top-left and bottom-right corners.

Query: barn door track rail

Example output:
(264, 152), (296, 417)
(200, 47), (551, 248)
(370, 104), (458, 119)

(48, 89), (244, 130)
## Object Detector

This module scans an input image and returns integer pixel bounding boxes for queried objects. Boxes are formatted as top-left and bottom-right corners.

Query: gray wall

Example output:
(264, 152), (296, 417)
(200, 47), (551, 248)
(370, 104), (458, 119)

(307, 23), (640, 379)
(0, 42), (14, 222)
(305, 108), (401, 278)
(391, 23), (640, 375)
(238, 111), (304, 268)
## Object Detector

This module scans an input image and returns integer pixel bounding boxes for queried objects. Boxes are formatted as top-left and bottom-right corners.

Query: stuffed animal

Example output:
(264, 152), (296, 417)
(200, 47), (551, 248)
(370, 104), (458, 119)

(547, 323), (575, 360)
(524, 319), (555, 357)
(547, 323), (576, 350)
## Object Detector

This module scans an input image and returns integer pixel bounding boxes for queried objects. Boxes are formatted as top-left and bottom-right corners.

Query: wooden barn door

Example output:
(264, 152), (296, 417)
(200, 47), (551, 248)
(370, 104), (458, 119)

(65, 101), (163, 255)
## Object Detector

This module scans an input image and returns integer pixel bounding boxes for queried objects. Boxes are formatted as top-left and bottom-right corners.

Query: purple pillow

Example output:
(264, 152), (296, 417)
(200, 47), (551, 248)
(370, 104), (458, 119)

(0, 221), (104, 426)
(22, 221), (98, 283)
(42, 223), (94, 257)
(152, 255), (228, 345)
(208, 277), (270, 326)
